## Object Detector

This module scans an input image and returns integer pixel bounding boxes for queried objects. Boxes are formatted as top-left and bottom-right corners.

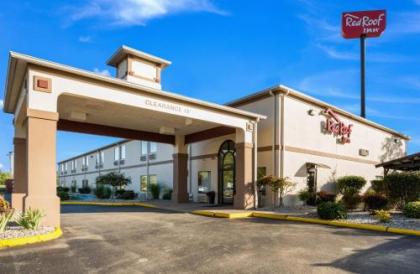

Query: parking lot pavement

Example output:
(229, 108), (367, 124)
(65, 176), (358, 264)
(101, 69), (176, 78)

(1, 205), (419, 274)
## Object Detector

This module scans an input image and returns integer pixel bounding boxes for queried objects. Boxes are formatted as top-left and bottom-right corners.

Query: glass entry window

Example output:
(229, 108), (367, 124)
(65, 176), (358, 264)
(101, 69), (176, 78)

(198, 171), (211, 193)
(140, 175), (157, 192)
(218, 140), (236, 205)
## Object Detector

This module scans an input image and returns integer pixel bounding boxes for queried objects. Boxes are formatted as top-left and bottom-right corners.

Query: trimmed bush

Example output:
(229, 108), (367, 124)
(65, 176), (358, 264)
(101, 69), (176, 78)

(403, 201), (420, 218)
(162, 189), (173, 200)
(298, 189), (311, 203)
(316, 191), (336, 204)
(0, 197), (10, 213)
(150, 183), (161, 199)
(71, 185), (77, 193)
(94, 184), (112, 199)
(118, 190), (137, 200)
(342, 194), (362, 210)
(78, 186), (92, 194)
(384, 172), (420, 207)
(363, 193), (388, 211)
(317, 202), (347, 220)
(371, 179), (387, 194)
(58, 191), (70, 201)
(337, 176), (366, 196)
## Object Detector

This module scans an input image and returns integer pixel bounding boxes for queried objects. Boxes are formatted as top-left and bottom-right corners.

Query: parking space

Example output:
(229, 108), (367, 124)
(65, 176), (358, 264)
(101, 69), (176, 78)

(0, 205), (419, 273)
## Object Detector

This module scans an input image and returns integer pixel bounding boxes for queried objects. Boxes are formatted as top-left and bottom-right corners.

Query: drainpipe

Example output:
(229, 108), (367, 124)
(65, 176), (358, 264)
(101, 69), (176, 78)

(279, 88), (290, 179)
(146, 142), (150, 200)
(188, 144), (192, 200)
(252, 120), (259, 209)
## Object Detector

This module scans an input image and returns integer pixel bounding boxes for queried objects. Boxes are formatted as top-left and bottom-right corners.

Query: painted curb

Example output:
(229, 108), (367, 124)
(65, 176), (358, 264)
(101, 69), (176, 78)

(61, 201), (156, 208)
(0, 227), (63, 249)
(191, 209), (420, 237)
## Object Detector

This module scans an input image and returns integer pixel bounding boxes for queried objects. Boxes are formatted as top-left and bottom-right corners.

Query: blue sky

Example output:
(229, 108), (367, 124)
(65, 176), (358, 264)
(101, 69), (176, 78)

(1, 0), (420, 171)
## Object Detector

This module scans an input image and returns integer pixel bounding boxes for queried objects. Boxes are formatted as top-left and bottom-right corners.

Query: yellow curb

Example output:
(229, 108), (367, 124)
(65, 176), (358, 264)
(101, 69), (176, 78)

(387, 227), (420, 237)
(61, 201), (156, 208)
(191, 210), (216, 217)
(214, 212), (253, 219)
(251, 212), (288, 220)
(0, 227), (62, 249)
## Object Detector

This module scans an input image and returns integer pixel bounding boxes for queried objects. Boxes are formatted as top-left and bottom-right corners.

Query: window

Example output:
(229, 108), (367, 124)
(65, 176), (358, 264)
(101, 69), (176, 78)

(150, 142), (157, 154)
(198, 171), (211, 194)
(257, 167), (267, 180)
(71, 160), (77, 172)
(114, 146), (120, 161)
(140, 141), (147, 156)
(82, 179), (89, 188)
(121, 144), (126, 160)
(100, 151), (105, 164)
(82, 156), (89, 171)
(140, 175), (157, 192)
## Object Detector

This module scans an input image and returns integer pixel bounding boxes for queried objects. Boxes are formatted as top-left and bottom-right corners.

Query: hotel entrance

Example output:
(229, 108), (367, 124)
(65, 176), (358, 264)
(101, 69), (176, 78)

(218, 140), (236, 205)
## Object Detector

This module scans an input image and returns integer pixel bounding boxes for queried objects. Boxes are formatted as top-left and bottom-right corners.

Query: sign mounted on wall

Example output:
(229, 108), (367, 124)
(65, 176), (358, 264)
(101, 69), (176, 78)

(324, 108), (353, 144)
(342, 10), (386, 39)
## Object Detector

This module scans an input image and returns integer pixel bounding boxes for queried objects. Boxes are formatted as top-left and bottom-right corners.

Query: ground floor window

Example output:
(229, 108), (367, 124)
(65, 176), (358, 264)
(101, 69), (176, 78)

(71, 180), (77, 192)
(198, 171), (211, 193)
(82, 179), (89, 188)
(140, 175), (157, 192)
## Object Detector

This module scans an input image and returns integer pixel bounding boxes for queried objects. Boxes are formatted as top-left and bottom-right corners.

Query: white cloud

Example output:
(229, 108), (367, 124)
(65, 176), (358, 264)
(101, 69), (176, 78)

(78, 36), (92, 43)
(0, 163), (3, 170)
(68, 0), (227, 26)
(316, 44), (358, 61)
(93, 68), (111, 76)
(0, 99), (3, 109)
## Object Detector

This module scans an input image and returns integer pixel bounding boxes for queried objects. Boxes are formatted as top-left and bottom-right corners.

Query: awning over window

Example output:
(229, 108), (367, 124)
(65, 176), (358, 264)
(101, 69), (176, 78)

(306, 162), (331, 169)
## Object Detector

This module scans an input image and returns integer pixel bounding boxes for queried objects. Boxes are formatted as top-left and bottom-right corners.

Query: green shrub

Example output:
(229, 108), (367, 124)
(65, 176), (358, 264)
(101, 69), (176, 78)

(17, 208), (44, 230)
(337, 176), (366, 196)
(0, 197), (10, 213)
(316, 191), (336, 204)
(374, 210), (391, 223)
(0, 210), (14, 232)
(70, 185), (77, 193)
(317, 202), (347, 220)
(58, 191), (70, 201)
(298, 189), (311, 203)
(371, 179), (387, 194)
(384, 172), (420, 207)
(363, 193), (388, 211)
(403, 201), (420, 218)
(342, 194), (362, 210)
(78, 186), (91, 194)
(94, 184), (112, 199)
(117, 190), (137, 200)
(150, 183), (161, 199)
(162, 189), (173, 200)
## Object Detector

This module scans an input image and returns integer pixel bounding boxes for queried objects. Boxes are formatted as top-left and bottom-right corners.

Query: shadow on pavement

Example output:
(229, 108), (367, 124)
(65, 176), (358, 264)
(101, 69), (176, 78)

(313, 236), (420, 273)
(61, 204), (181, 214)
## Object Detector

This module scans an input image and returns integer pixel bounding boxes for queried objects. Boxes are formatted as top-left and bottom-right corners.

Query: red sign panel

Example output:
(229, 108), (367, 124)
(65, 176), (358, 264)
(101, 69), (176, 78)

(342, 10), (386, 39)
(324, 108), (353, 144)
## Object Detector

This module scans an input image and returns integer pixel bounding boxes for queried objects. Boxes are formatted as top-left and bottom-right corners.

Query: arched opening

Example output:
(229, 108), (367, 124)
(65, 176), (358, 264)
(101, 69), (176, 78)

(218, 140), (236, 205)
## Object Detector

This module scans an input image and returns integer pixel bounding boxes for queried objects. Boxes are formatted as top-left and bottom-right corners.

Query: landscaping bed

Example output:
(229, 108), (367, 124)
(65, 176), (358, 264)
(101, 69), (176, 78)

(0, 225), (55, 240)
(340, 212), (420, 231)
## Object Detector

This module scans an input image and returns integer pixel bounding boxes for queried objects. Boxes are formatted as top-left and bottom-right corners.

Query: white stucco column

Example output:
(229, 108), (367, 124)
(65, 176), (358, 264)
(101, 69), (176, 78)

(234, 128), (255, 209)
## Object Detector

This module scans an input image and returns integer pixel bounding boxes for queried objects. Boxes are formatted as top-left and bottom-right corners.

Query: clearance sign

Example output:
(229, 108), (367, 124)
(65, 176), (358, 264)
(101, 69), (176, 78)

(342, 10), (386, 39)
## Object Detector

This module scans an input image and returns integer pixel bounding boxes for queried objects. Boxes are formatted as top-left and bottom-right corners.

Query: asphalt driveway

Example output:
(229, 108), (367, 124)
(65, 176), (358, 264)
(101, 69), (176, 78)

(1, 205), (419, 274)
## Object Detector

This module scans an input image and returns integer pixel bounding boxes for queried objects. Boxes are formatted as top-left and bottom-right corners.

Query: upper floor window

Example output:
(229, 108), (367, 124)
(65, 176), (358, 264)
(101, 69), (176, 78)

(150, 142), (157, 155)
(140, 141), (157, 161)
(141, 141), (148, 157)
(114, 146), (120, 161)
(121, 145), (126, 160)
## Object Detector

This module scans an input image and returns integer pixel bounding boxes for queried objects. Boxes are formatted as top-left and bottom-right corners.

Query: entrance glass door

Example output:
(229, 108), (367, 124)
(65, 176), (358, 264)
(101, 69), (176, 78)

(218, 140), (236, 205)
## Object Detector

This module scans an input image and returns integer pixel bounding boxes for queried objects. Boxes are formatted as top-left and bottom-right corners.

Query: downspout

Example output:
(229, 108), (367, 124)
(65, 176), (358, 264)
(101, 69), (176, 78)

(280, 88), (290, 179)
(252, 119), (259, 209)
(188, 144), (192, 200)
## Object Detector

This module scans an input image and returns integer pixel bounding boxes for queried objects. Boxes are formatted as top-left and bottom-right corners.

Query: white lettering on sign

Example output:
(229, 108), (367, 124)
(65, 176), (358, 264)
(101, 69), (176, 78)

(145, 99), (191, 114)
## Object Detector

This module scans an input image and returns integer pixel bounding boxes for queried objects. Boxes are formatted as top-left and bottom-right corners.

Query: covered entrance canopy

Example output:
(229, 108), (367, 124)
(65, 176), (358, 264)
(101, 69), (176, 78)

(3, 46), (265, 227)
(376, 152), (420, 174)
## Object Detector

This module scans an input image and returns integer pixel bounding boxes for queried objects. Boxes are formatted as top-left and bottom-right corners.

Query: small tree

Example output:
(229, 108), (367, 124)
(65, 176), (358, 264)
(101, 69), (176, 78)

(96, 172), (131, 197)
(257, 175), (296, 207)
(0, 172), (11, 186)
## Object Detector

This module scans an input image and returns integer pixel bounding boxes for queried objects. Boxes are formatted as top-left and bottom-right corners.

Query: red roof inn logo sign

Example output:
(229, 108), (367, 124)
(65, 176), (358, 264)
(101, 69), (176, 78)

(324, 108), (353, 144)
(342, 10), (386, 39)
